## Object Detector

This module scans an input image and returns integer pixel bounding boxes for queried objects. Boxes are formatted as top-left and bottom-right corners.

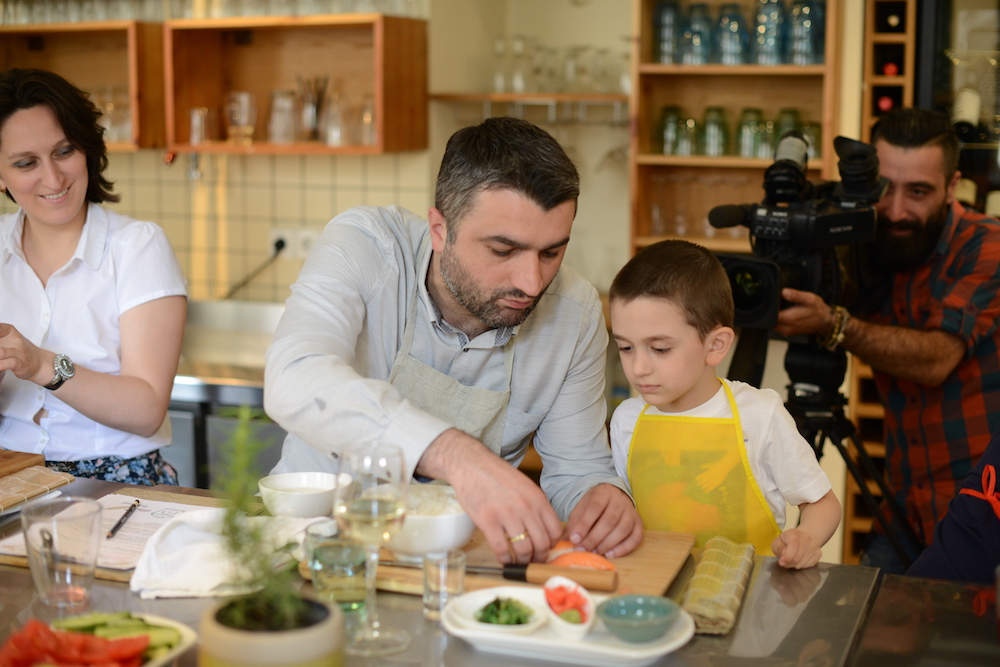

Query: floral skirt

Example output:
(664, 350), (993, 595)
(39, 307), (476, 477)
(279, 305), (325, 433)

(46, 450), (178, 486)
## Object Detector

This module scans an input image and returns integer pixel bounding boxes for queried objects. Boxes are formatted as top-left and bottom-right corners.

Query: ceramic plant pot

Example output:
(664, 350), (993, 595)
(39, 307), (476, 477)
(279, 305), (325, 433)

(198, 598), (344, 667)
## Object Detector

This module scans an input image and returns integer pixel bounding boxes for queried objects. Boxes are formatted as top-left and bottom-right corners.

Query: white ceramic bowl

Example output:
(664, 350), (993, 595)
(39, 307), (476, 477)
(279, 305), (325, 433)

(542, 575), (597, 640)
(258, 472), (338, 517)
(386, 484), (475, 561)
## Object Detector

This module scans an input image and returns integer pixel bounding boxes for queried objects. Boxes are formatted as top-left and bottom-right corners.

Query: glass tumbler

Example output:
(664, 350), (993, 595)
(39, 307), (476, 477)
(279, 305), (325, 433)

(715, 3), (749, 65)
(225, 91), (256, 146)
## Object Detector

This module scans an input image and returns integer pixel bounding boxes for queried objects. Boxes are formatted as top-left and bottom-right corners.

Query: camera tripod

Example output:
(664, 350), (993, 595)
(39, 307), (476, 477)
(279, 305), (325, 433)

(729, 327), (923, 568)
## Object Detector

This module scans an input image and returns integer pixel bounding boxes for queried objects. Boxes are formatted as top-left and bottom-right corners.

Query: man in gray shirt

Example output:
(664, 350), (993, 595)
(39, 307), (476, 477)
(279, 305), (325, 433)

(266, 117), (642, 563)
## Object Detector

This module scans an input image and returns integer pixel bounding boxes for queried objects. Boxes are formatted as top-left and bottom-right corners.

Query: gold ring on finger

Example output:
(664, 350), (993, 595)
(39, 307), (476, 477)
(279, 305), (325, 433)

(508, 530), (529, 544)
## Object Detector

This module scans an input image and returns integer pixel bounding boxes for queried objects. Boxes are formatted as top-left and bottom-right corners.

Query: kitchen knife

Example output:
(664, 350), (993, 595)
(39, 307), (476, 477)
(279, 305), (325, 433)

(381, 560), (618, 591)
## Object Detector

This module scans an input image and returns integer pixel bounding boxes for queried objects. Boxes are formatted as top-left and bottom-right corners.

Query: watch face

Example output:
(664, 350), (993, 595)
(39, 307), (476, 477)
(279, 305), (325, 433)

(55, 355), (74, 378)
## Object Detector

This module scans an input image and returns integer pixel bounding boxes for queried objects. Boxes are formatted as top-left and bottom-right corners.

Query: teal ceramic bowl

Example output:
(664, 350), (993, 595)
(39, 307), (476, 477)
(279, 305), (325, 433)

(596, 595), (680, 642)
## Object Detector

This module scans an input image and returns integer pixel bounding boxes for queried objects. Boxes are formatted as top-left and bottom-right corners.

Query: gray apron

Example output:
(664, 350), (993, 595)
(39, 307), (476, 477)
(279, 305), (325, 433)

(388, 276), (515, 457)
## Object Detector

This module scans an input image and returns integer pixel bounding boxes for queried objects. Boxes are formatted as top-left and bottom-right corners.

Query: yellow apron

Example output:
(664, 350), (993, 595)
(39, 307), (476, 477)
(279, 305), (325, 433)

(626, 380), (781, 555)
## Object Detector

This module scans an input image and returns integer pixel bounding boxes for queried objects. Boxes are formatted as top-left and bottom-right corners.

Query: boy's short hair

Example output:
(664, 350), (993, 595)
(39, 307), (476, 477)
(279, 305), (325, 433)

(610, 240), (734, 338)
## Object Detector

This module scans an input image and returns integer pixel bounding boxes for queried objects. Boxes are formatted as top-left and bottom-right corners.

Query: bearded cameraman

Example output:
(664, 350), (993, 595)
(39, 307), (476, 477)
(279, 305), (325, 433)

(774, 107), (1000, 575)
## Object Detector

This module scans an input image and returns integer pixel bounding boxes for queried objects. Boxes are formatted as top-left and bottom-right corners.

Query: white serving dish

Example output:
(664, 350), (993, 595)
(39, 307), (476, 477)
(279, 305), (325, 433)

(136, 614), (198, 667)
(446, 586), (548, 636)
(443, 586), (695, 667)
(542, 575), (597, 640)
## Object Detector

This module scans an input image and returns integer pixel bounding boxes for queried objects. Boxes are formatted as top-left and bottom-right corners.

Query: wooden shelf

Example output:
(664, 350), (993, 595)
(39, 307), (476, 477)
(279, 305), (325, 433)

(431, 92), (628, 104)
(164, 13), (427, 154)
(629, 0), (842, 257)
(0, 20), (165, 149)
(638, 63), (827, 76)
(636, 153), (827, 170)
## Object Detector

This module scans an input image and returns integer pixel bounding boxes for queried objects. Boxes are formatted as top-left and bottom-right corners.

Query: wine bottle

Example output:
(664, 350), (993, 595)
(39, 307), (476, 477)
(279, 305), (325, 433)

(953, 87), (982, 143)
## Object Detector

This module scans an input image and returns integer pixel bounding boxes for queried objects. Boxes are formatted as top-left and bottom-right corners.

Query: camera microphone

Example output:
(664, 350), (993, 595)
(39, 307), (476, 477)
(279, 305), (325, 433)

(709, 204), (755, 229)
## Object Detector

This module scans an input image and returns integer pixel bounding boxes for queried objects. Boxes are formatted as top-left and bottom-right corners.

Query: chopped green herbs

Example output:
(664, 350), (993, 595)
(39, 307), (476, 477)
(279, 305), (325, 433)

(475, 597), (534, 625)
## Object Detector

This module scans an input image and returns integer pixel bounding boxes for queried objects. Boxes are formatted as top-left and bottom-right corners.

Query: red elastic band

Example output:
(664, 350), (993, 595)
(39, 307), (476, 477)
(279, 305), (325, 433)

(959, 464), (1000, 521)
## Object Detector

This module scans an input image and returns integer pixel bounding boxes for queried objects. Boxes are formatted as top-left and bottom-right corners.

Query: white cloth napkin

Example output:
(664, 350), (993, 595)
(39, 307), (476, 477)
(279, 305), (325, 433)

(129, 508), (323, 599)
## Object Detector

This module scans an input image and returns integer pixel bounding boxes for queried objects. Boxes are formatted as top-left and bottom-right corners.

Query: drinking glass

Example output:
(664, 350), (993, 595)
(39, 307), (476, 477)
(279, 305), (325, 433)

(334, 442), (409, 656)
(225, 91), (256, 146)
(21, 497), (102, 608)
(306, 519), (366, 611)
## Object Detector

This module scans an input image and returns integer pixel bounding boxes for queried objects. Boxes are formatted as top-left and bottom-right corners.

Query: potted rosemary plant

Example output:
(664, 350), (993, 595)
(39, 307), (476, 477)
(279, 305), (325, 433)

(197, 406), (344, 667)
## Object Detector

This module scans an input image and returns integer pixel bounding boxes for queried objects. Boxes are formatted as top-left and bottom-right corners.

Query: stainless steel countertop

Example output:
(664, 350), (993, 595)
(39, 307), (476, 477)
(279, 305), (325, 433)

(0, 479), (887, 667)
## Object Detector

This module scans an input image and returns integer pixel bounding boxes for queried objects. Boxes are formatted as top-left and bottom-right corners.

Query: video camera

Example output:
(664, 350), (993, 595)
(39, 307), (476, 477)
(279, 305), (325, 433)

(709, 132), (888, 330)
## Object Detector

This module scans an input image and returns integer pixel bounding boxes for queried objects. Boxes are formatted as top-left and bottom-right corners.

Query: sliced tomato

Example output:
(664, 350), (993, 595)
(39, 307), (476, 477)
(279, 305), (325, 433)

(544, 585), (588, 621)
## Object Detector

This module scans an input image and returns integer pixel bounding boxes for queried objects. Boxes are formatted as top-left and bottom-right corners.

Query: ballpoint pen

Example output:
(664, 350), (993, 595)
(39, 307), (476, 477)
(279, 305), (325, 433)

(106, 499), (140, 539)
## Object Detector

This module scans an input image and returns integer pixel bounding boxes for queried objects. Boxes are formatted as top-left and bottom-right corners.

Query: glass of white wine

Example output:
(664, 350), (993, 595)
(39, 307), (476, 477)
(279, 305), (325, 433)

(333, 442), (409, 656)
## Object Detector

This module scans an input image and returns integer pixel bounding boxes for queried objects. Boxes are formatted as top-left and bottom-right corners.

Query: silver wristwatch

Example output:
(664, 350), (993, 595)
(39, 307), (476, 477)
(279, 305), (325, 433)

(43, 354), (75, 390)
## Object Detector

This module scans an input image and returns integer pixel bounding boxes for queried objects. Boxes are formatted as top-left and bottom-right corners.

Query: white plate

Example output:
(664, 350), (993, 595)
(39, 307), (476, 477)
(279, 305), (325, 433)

(129, 614), (198, 667)
(443, 586), (695, 667)
(447, 586), (548, 635)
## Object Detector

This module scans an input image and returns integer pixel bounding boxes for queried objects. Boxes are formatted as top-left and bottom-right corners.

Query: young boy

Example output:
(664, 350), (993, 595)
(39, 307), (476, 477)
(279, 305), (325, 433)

(609, 240), (841, 569)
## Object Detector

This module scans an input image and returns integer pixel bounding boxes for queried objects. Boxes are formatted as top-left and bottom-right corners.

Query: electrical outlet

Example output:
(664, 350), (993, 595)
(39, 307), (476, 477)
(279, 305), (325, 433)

(269, 227), (296, 256)
(297, 228), (319, 258)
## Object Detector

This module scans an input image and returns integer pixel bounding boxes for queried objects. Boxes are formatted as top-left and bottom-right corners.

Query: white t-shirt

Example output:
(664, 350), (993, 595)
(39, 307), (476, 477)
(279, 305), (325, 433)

(0, 203), (188, 460)
(609, 379), (832, 529)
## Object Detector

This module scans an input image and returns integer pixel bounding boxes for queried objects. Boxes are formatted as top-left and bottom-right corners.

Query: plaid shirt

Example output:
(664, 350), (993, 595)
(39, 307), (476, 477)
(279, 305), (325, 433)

(868, 200), (1000, 545)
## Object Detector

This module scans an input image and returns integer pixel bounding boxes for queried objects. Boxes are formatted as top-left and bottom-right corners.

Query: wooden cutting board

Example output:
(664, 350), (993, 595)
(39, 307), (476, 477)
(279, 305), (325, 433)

(0, 451), (44, 478)
(371, 529), (695, 596)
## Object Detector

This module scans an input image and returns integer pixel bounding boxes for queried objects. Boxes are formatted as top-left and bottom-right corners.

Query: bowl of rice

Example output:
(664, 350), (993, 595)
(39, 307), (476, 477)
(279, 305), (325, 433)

(387, 483), (475, 561)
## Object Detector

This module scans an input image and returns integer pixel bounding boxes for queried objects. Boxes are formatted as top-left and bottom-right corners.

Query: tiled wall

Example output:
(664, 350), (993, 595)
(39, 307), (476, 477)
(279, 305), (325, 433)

(0, 149), (435, 303)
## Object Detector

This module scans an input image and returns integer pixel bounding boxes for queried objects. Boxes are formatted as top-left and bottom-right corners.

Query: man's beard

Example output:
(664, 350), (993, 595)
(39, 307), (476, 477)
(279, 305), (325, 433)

(439, 245), (548, 330)
(872, 203), (948, 273)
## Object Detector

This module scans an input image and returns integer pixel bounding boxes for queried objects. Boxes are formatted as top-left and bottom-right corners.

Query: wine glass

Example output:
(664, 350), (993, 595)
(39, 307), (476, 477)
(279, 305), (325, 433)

(334, 442), (409, 656)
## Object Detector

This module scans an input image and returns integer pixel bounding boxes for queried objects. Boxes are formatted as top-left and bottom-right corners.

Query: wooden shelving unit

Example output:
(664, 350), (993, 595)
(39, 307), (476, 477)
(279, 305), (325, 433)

(164, 13), (427, 155)
(840, 0), (918, 566)
(844, 358), (887, 564)
(861, 0), (916, 141)
(629, 0), (841, 255)
(0, 20), (165, 150)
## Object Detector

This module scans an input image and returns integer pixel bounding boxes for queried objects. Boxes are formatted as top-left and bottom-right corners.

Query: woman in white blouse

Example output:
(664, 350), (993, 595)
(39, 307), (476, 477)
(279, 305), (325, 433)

(0, 68), (187, 484)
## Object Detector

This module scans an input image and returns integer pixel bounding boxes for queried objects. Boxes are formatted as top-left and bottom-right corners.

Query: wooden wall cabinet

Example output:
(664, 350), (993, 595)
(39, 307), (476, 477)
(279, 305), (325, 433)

(860, 0), (915, 142)
(0, 21), (165, 151)
(629, 0), (841, 254)
(165, 14), (428, 155)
